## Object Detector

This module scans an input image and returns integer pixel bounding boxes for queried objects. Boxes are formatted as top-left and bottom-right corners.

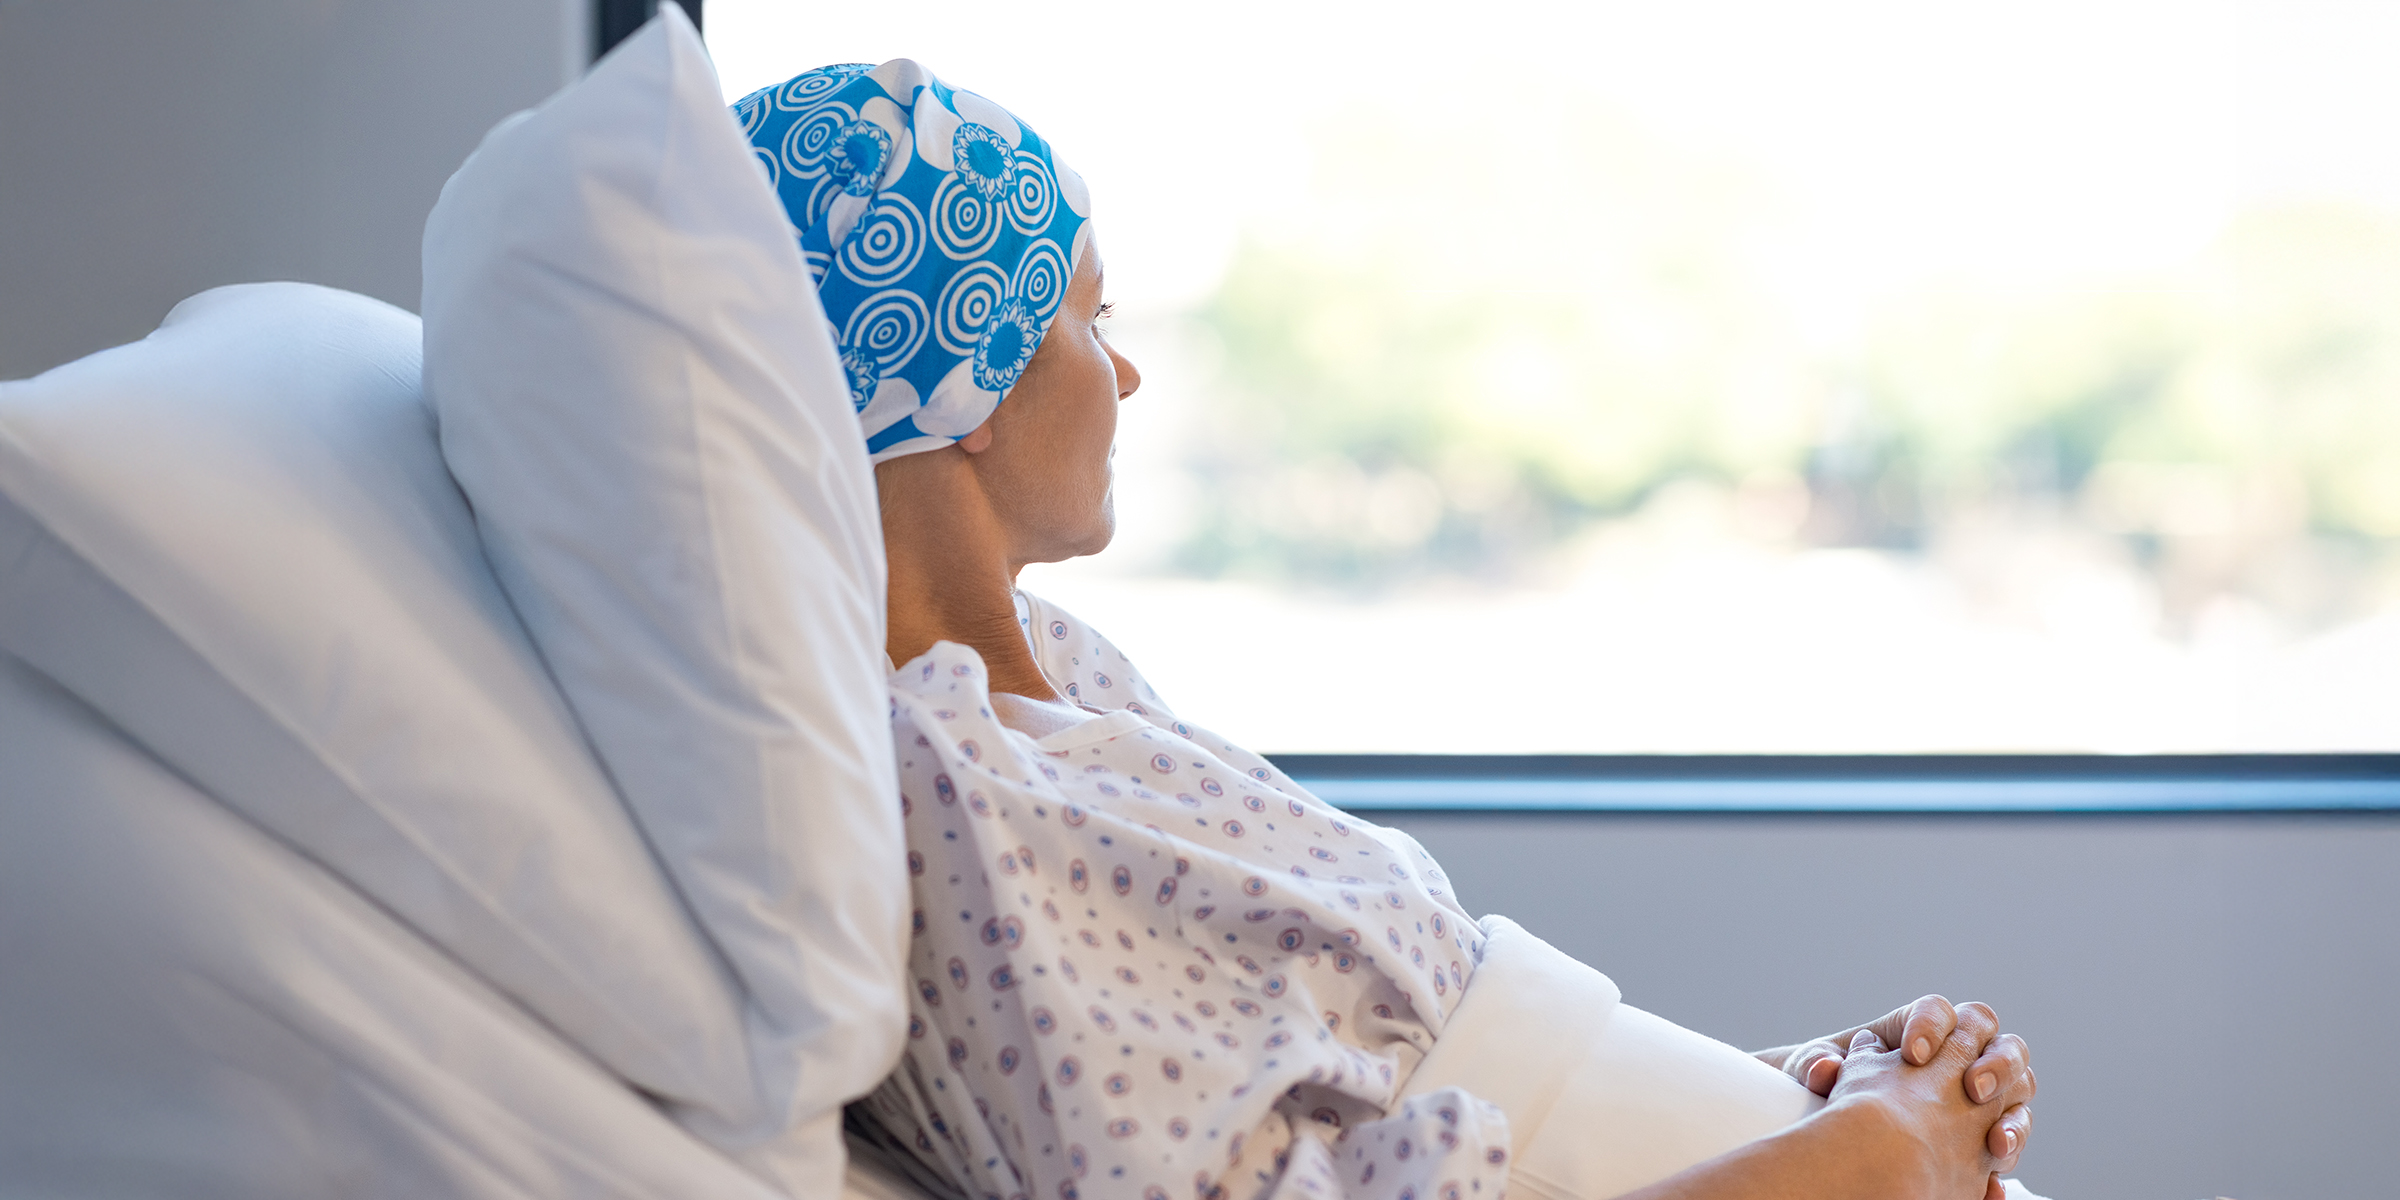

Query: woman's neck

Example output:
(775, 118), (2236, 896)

(877, 450), (1059, 701)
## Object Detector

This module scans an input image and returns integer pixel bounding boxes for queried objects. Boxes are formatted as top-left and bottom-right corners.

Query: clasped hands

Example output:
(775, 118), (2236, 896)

(1753, 996), (2035, 1200)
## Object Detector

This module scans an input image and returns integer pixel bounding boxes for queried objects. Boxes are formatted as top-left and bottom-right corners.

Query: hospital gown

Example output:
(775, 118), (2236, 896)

(853, 593), (1512, 1200)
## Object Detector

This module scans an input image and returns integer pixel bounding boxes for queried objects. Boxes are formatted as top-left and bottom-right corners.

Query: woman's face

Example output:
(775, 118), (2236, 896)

(969, 236), (1141, 567)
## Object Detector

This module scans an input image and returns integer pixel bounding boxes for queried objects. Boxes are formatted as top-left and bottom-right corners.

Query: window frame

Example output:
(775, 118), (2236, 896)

(596, 0), (701, 59)
(1265, 753), (2400, 813)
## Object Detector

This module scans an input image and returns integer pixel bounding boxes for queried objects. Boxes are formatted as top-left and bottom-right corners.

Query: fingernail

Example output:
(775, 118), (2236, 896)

(2003, 1128), (2018, 1154)
(1910, 1037), (1930, 1063)
(1973, 1074), (1995, 1103)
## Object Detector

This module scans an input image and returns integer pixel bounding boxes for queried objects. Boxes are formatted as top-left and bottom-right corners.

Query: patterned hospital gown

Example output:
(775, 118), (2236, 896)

(852, 593), (1513, 1200)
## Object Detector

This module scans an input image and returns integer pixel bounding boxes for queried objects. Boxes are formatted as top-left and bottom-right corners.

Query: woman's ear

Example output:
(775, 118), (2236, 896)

(957, 421), (996, 454)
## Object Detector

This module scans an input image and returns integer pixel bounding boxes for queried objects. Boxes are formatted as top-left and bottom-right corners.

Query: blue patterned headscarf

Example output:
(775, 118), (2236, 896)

(734, 62), (1092, 463)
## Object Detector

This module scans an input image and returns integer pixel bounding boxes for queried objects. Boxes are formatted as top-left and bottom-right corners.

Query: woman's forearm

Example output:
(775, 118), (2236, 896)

(1612, 1096), (1918, 1200)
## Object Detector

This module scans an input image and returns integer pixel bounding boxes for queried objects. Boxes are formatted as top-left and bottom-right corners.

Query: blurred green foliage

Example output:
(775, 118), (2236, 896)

(1174, 103), (2400, 624)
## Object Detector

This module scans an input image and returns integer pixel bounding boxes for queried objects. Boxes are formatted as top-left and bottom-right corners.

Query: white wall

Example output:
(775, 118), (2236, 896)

(0, 0), (586, 379)
(1385, 809), (2400, 1200)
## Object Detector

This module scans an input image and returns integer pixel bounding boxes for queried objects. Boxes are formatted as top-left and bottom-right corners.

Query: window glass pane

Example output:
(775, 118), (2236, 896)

(709, 0), (2400, 752)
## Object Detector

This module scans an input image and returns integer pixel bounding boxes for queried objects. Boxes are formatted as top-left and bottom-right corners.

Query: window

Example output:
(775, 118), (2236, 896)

(709, 0), (2400, 754)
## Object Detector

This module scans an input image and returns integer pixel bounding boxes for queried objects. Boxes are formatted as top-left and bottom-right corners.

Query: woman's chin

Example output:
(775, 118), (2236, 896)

(1020, 510), (1116, 568)
(1068, 498), (1119, 560)
(1069, 513), (1116, 560)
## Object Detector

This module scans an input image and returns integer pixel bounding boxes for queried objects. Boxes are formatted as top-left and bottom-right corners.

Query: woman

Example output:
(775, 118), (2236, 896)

(735, 63), (2038, 1200)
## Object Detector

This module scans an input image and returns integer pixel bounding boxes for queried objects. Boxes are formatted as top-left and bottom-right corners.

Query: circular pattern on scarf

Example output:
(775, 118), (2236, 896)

(838, 193), (925, 287)
(1008, 149), (1059, 234)
(936, 262), (1008, 355)
(842, 289), (930, 402)
(781, 101), (855, 173)
(774, 63), (870, 112)
(931, 173), (1004, 260)
(801, 174), (843, 229)
(734, 91), (770, 136)
(1012, 238), (1070, 323)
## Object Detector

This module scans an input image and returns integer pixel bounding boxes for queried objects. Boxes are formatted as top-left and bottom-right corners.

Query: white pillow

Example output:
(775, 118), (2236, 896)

(0, 282), (755, 1120)
(420, 9), (907, 1195)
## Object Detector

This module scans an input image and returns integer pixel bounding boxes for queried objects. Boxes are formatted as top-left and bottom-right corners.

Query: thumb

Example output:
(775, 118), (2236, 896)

(1784, 1038), (1848, 1096)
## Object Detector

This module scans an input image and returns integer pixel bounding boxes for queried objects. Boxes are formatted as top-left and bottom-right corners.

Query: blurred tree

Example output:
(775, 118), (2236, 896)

(1176, 105), (2400, 631)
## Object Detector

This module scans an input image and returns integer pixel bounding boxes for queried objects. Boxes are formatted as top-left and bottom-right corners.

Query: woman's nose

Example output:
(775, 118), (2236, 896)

(1112, 345), (1142, 400)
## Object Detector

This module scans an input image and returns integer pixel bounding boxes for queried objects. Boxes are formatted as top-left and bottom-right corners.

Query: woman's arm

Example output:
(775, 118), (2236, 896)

(1621, 1006), (2036, 1200)
(1613, 1095), (1923, 1200)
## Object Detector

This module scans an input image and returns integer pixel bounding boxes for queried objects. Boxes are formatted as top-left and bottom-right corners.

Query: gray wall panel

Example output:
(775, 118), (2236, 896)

(0, 0), (585, 379)
(1381, 810), (2400, 1200)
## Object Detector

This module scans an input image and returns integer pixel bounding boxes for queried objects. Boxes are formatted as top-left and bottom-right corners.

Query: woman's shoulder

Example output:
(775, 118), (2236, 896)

(1008, 591), (1306, 797)
(1012, 590), (1181, 723)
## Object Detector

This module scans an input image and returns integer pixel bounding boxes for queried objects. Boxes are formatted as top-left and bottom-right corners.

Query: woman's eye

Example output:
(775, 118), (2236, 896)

(1095, 302), (1115, 320)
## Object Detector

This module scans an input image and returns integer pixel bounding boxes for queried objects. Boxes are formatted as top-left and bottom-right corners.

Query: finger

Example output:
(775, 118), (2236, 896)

(1779, 1037), (1848, 1095)
(1849, 1028), (1885, 1054)
(1865, 995), (1954, 1066)
(1985, 1174), (2007, 1200)
(1964, 1033), (2031, 1106)
(1782, 1041), (1836, 1094)
(1984, 1103), (2032, 1173)
(1948, 1000), (2000, 1059)
(1898, 994), (1956, 1066)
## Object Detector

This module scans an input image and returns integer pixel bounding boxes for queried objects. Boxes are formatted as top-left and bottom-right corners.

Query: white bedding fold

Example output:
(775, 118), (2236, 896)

(1403, 915), (1820, 1199)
